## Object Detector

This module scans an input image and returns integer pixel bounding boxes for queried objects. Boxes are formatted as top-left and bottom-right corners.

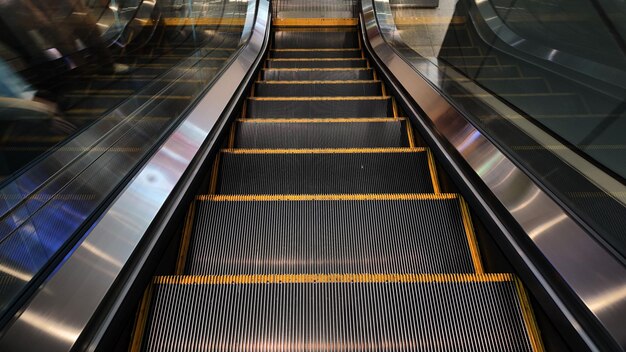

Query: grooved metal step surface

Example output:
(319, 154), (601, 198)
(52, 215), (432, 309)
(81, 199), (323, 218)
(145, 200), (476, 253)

(183, 195), (481, 274)
(247, 97), (391, 118)
(138, 274), (540, 352)
(216, 149), (434, 194)
(271, 48), (362, 58)
(234, 119), (408, 148)
(255, 81), (381, 96)
(263, 68), (373, 81)
(267, 58), (367, 68)
(273, 30), (359, 49)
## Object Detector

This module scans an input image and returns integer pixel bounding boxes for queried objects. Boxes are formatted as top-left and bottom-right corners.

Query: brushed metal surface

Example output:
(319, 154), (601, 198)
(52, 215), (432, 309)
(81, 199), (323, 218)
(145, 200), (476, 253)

(362, 0), (626, 350)
(0, 1), (269, 351)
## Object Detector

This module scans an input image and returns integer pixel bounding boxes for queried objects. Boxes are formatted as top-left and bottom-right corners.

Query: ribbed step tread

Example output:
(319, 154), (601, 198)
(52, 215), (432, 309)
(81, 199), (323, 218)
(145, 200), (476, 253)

(234, 119), (408, 148)
(255, 81), (381, 96)
(247, 97), (392, 118)
(267, 58), (367, 68)
(273, 31), (359, 49)
(263, 68), (373, 81)
(215, 149), (434, 194)
(136, 274), (541, 352)
(183, 195), (481, 274)
(271, 49), (362, 58)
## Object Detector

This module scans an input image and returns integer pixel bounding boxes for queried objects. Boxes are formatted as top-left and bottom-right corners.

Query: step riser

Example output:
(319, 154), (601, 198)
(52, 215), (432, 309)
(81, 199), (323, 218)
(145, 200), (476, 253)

(263, 69), (373, 81)
(255, 82), (381, 96)
(247, 99), (392, 118)
(273, 31), (359, 49)
(235, 121), (407, 148)
(267, 60), (367, 69)
(271, 50), (362, 58)
(217, 152), (434, 194)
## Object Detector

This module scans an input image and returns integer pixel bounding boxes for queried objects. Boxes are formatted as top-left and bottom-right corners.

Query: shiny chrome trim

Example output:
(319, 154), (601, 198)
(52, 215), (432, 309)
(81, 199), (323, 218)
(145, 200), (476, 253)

(362, 0), (626, 350)
(0, 1), (270, 351)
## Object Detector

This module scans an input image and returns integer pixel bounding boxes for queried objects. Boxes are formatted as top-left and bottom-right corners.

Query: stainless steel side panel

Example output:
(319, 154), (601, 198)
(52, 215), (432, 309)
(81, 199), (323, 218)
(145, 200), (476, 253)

(361, 0), (626, 350)
(0, 1), (270, 351)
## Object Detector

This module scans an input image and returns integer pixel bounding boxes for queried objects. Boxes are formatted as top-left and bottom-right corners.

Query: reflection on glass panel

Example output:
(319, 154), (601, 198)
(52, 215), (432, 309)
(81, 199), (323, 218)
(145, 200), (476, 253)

(0, 0), (255, 319)
(376, 0), (626, 258)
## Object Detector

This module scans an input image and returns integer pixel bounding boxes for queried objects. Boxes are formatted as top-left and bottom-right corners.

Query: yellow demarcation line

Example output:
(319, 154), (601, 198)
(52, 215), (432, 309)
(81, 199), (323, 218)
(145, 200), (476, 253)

(459, 197), (484, 274)
(268, 58), (365, 62)
(221, 147), (426, 154)
(513, 277), (546, 352)
(273, 18), (358, 27)
(258, 80), (380, 84)
(175, 201), (197, 275)
(228, 123), (237, 149)
(426, 149), (442, 194)
(248, 96), (390, 101)
(129, 284), (154, 352)
(236, 118), (402, 123)
(271, 48), (360, 52)
(262, 67), (370, 72)
(197, 193), (459, 202)
(208, 153), (221, 194)
(161, 17), (247, 26)
(391, 97), (400, 119)
(241, 99), (248, 119)
(154, 273), (514, 285)
(405, 119), (416, 148)
(380, 81), (388, 96)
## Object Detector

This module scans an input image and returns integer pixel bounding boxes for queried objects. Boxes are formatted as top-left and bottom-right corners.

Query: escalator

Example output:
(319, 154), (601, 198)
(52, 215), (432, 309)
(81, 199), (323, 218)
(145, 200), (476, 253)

(129, 21), (545, 351)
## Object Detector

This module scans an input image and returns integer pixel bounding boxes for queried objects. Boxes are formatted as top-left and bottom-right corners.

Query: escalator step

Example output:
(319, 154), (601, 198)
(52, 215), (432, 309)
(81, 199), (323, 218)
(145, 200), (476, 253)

(247, 97), (391, 118)
(215, 149), (434, 194)
(183, 195), (481, 274)
(267, 58), (368, 68)
(273, 30), (359, 49)
(136, 274), (541, 352)
(234, 119), (408, 148)
(271, 48), (362, 58)
(262, 68), (373, 81)
(255, 81), (381, 96)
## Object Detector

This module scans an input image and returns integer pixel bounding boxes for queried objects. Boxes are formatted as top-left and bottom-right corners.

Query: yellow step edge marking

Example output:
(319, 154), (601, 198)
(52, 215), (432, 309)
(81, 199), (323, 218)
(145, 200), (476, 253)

(405, 119), (416, 148)
(228, 123), (237, 149)
(459, 197), (484, 274)
(268, 58), (366, 62)
(197, 193), (459, 202)
(392, 97), (400, 119)
(272, 48), (360, 52)
(262, 67), (370, 71)
(273, 18), (358, 27)
(161, 18), (246, 26)
(154, 273), (514, 285)
(208, 153), (221, 194)
(241, 99), (248, 119)
(129, 284), (154, 352)
(236, 118), (403, 123)
(426, 149), (442, 194)
(513, 277), (546, 352)
(175, 201), (197, 275)
(258, 80), (380, 84)
(221, 147), (426, 154)
(249, 96), (389, 101)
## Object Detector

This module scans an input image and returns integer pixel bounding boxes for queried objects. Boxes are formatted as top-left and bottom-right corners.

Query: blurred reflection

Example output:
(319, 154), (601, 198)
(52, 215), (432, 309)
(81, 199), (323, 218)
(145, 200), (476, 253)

(0, 0), (253, 321)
